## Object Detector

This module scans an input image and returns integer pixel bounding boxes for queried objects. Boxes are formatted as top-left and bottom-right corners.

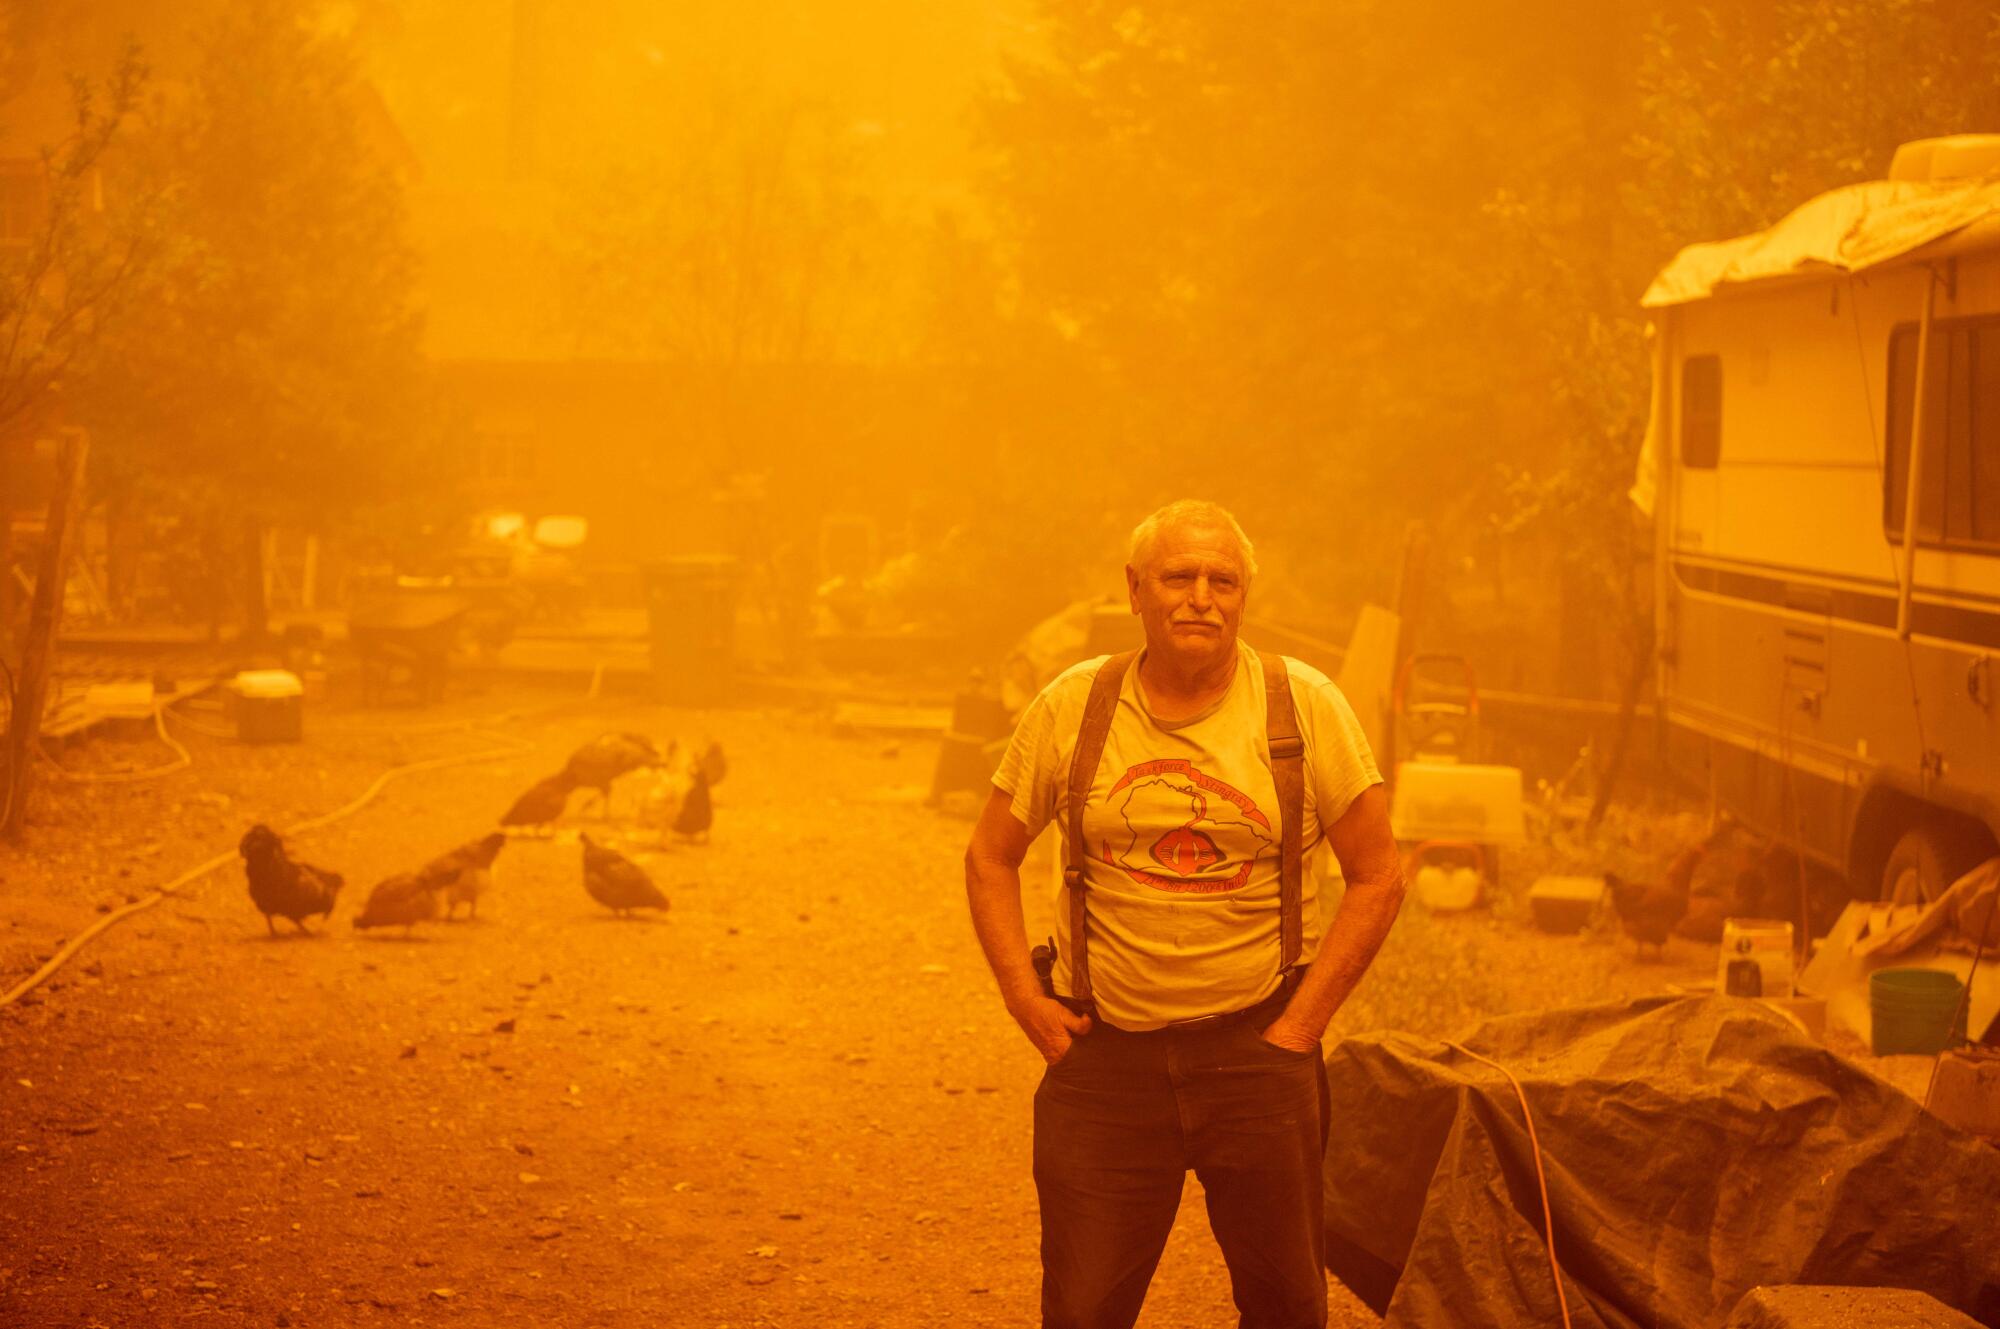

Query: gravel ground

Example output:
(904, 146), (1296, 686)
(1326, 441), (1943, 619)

(0, 681), (1767, 1327)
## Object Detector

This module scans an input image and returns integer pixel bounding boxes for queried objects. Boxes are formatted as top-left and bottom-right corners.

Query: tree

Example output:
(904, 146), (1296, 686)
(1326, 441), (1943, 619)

(975, 0), (2000, 689)
(561, 95), (889, 366)
(0, 47), (148, 435)
(76, 0), (424, 639)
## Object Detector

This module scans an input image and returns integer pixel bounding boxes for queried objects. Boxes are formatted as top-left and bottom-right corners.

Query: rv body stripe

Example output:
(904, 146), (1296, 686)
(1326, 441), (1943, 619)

(1672, 558), (2000, 649)
(1671, 547), (2000, 609)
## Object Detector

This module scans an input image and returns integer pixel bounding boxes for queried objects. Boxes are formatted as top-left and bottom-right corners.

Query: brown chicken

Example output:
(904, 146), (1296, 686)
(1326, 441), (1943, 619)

(500, 771), (575, 834)
(416, 831), (507, 920)
(239, 824), (344, 937)
(580, 833), (670, 917)
(1607, 844), (1704, 959)
(353, 873), (444, 936)
(563, 733), (670, 816)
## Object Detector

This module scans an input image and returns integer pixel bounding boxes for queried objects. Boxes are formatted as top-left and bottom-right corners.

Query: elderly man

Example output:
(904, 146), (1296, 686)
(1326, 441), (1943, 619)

(965, 499), (1403, 1329)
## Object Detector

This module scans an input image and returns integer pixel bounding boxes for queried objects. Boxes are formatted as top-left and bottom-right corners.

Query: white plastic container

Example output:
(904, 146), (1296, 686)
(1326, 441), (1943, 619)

(1719, 918), (1795, 998)
(1390, 761), (1527, 845)
(533, 514), (589, 549)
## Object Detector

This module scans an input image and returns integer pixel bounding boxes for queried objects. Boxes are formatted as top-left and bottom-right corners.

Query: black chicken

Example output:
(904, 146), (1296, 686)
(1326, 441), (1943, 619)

(500, 771), (576, 834)
(671, 765), (713, 842)
(417, 831), (507, 920)
(695, 739), (727, 787)
(564, 733), (670, 817)
(239, 824), (344, 937)
(353, 873), (444, 936)
(579, 833), (670, 917)
(1607, 844), (1703, 959)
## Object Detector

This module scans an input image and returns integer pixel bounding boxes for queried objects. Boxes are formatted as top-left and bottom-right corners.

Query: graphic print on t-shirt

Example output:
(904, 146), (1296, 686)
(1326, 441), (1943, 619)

(1104, 758), (1274, 893)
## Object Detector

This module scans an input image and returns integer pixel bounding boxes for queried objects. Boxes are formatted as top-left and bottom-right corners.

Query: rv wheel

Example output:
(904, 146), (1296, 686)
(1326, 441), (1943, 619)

(1879, 820), (1993, 908)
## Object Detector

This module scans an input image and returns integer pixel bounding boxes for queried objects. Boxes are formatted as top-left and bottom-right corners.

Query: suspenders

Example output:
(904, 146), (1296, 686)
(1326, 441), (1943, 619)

(1061, 648), (1305, 1005)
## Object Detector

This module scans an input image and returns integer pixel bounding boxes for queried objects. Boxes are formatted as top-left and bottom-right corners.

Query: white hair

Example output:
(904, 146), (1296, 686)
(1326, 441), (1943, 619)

(1127, 500), (1259, 578)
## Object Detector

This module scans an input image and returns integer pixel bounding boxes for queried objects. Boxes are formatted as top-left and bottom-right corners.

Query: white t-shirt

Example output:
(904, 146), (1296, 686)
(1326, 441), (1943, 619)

(993, 640), (1381, 1030)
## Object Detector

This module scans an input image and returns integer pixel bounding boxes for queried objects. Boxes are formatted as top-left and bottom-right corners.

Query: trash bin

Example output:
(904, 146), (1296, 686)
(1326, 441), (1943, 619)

(1870, 968), (1967, 1055)
(643, 555), (742, 701)
(231, 669), (304, 743)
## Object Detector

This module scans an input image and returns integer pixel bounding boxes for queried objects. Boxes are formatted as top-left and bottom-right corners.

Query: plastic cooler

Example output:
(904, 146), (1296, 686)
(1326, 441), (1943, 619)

(1527, 876), (1605, 933)
(1389, 761), (1526, 844)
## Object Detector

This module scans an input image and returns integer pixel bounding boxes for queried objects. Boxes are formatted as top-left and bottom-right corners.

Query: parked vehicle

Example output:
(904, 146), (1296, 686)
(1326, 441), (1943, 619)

(1638, 134), (2000, 908)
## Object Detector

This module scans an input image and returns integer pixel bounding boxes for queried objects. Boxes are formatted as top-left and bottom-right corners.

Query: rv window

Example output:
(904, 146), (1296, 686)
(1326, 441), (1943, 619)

(1681, 355), (1721, 469)
(1885, 317), (2000, 549)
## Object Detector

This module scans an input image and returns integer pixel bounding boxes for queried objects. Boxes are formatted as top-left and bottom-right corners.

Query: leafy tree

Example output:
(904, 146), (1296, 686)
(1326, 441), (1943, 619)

(76, 0), (423, 638)
(0, 47), (148, 434)
(975, 0), (2000, 691)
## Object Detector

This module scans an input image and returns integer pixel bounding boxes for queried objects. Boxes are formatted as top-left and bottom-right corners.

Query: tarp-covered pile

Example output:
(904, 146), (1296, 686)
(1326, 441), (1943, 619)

(1642, 176), (2000, 308)
(1322, 997), (2000, 1328)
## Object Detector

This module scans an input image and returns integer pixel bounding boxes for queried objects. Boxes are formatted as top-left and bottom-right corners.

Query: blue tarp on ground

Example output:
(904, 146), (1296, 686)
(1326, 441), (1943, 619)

(1322, 997), (2000, 1328)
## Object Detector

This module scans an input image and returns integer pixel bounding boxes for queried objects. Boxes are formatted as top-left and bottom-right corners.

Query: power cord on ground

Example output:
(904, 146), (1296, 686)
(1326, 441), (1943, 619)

(35, 704), (194, 784)
(0, 672), (619, 1013)
(1443, 1040), (1574, 1329)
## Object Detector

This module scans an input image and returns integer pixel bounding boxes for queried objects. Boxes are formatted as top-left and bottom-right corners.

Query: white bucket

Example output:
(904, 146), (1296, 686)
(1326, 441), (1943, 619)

(1718, 918), (1795, 999)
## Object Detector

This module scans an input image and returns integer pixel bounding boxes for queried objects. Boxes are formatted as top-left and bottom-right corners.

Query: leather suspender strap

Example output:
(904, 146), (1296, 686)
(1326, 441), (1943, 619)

(1262, 650), (1306, 972)
(1065, 650), (1136, 1004)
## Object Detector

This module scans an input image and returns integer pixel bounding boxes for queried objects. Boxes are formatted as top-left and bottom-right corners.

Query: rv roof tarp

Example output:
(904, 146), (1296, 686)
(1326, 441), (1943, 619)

(1321, 996), (2000, 1328)
(1643, 176), (2000, 308)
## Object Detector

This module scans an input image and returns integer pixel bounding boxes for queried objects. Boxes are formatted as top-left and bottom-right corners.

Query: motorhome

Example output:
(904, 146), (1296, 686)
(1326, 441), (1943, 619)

(1640, 134), (2000, 909)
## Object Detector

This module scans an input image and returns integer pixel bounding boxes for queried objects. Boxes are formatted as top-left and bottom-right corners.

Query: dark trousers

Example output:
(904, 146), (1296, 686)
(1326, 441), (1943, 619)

(1032, 992), (1332, 1329)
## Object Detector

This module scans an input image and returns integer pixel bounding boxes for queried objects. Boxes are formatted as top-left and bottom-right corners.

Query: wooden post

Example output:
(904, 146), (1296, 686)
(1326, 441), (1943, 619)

(243, 515), (269, 645)
(1386, 522), (1431, 778)
(3, 427), (87, 840)
(300, 532), (319, 612)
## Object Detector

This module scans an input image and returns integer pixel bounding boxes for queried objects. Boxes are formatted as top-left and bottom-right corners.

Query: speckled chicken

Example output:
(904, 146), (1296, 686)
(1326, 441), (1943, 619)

(416, 831), (507, 920)
(580, 833), (669, 917)
(500, 771), (575, 834)
(638, 739), (724, 842)
(1607, 844), (1703, 959)
(563, 732), (670, 816)
(239, 824), (344, 937)
(353, 873), (444, 936)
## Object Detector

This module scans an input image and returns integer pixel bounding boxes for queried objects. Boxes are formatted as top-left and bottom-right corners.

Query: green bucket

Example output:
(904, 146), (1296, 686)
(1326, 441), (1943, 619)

(1869, 968), (1967, 1055)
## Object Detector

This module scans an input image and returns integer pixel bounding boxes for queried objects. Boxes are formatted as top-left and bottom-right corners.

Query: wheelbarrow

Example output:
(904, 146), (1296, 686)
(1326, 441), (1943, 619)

(1388, 654), (1522, 903)
(346, 580), (469, 705)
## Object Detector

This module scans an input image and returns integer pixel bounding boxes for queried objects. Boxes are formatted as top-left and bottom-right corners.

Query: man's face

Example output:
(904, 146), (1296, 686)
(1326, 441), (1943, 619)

(1125, 523), (1248, 670)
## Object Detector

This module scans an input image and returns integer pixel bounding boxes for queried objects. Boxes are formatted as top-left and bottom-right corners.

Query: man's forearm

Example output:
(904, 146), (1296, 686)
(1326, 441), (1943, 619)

(1272, 872), (1404, 1041)
(965, 857), (1042, 1011)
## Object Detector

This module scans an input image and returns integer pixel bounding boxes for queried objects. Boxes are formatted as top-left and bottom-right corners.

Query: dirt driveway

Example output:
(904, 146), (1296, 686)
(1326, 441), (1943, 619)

(0, 685), (1716, 1327)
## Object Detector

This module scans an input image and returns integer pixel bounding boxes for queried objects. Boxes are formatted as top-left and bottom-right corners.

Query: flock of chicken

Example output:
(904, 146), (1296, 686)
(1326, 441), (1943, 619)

(238, 732), (726, 936)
